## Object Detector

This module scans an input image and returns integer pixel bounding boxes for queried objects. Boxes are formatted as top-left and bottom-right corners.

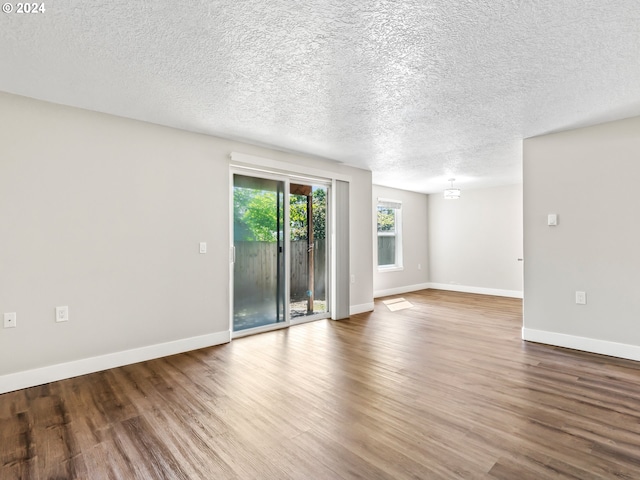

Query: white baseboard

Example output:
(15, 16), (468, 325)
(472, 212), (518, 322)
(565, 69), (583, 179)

(374, 282), (431, 298)
(522, 328), (640, 362)
(0, 331), (231, 395)
(349, 302), (375, 315)
(428, 283), (523, 299)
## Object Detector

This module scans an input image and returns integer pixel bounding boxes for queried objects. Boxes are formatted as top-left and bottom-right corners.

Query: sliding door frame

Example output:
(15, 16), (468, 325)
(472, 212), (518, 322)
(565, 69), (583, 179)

(229, 153), (351, 339)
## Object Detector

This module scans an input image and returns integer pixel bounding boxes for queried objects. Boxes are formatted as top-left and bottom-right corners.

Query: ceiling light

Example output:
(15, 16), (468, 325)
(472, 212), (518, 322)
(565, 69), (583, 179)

(444, 178), (461, 199)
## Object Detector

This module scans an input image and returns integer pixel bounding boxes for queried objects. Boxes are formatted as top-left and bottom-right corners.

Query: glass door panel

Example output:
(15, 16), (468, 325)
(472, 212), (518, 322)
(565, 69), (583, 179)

(289, 183), (328, 319)
(233, 174), (285, 332)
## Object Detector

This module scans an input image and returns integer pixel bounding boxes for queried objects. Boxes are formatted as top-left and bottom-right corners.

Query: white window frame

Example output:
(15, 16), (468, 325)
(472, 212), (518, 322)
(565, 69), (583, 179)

(376, 198), (403, 272)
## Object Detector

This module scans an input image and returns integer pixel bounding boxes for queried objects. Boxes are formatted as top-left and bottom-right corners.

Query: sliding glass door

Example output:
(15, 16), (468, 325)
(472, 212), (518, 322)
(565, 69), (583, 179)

(233, 174), (286, 332)
(232, 171), (331, 335)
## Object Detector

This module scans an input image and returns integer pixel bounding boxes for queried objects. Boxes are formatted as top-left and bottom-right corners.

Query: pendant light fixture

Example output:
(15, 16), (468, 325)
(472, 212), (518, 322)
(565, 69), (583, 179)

(444, 178), (461, 199)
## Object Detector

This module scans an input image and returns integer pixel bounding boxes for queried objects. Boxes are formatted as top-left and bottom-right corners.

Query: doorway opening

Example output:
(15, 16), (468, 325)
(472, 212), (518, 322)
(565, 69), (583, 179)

(289, 183), (328, 320)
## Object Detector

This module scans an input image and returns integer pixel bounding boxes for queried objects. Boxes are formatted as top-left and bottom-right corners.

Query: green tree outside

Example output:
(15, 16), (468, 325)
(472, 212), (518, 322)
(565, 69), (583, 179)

(377, 206), (395, 232)
(235, 187), (327, 242)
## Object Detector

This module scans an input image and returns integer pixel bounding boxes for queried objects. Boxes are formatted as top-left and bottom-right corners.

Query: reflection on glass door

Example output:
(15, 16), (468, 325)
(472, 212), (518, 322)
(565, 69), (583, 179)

(233, 174), (285, 331)
(289, 183), (328, 319)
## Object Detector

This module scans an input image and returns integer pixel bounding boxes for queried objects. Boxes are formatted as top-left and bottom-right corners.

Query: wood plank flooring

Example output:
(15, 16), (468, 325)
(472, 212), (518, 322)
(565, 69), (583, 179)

(2, 289), (640, 479)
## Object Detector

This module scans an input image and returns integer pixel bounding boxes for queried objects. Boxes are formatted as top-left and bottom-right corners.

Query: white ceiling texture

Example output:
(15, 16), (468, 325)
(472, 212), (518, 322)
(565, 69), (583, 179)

(2, 1), (640, 193)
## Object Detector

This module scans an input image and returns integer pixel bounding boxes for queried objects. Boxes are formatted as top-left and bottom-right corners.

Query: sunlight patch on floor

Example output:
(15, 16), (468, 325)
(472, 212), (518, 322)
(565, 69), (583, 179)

(382, 297), (414, 312)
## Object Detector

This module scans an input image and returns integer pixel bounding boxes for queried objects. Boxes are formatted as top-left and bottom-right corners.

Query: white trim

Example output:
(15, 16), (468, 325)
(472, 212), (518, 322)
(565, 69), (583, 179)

(349, 303), (375, 315)
(374, 283), (431, 298)
(377, 266), (404, 273)
(522, 328), (640, 362)
(0, 331), (231, 395)
(428, 283), (523, 299)
(230, 152), (352, 183)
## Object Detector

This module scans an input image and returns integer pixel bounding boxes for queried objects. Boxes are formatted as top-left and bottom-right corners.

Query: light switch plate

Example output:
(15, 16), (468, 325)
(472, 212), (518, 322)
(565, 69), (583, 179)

(199, 242), (207, 254)
(548, 214), (558, 226)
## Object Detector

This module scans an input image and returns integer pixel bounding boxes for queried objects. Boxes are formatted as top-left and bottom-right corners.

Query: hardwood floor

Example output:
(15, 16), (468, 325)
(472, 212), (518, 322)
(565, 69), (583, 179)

(2, 289), (640, 479)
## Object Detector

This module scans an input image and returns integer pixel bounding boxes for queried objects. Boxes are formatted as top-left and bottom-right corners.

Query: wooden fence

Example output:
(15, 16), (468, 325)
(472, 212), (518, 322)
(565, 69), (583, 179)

(234, 240), (326, 308)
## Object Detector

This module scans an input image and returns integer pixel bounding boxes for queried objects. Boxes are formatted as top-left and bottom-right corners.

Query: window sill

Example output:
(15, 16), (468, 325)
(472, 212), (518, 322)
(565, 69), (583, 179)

(378, 266), (404, 273)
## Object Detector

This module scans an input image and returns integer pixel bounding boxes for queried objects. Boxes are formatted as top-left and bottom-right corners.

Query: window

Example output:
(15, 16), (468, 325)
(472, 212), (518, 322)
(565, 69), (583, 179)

(377, 198), (402, 270)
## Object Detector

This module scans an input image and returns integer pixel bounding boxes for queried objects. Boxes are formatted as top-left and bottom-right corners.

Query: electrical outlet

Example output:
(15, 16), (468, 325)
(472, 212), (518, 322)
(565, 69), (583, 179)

(56, 306), (69, 322)
(575, 291), (586, 305)
(4, 312), (17, 328)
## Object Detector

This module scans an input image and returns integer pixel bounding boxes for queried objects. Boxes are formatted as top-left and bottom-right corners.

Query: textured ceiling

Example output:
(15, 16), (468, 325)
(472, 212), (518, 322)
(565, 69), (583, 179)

(2, 1), (640, 193)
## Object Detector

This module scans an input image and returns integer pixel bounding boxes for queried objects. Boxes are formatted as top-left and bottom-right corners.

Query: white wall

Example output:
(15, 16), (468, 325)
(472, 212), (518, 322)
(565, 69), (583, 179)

(428, 184), (523, 297)
(523, 116), (640, 360)
(0, 92), (373, 391)
(372, 185), (429, 297)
